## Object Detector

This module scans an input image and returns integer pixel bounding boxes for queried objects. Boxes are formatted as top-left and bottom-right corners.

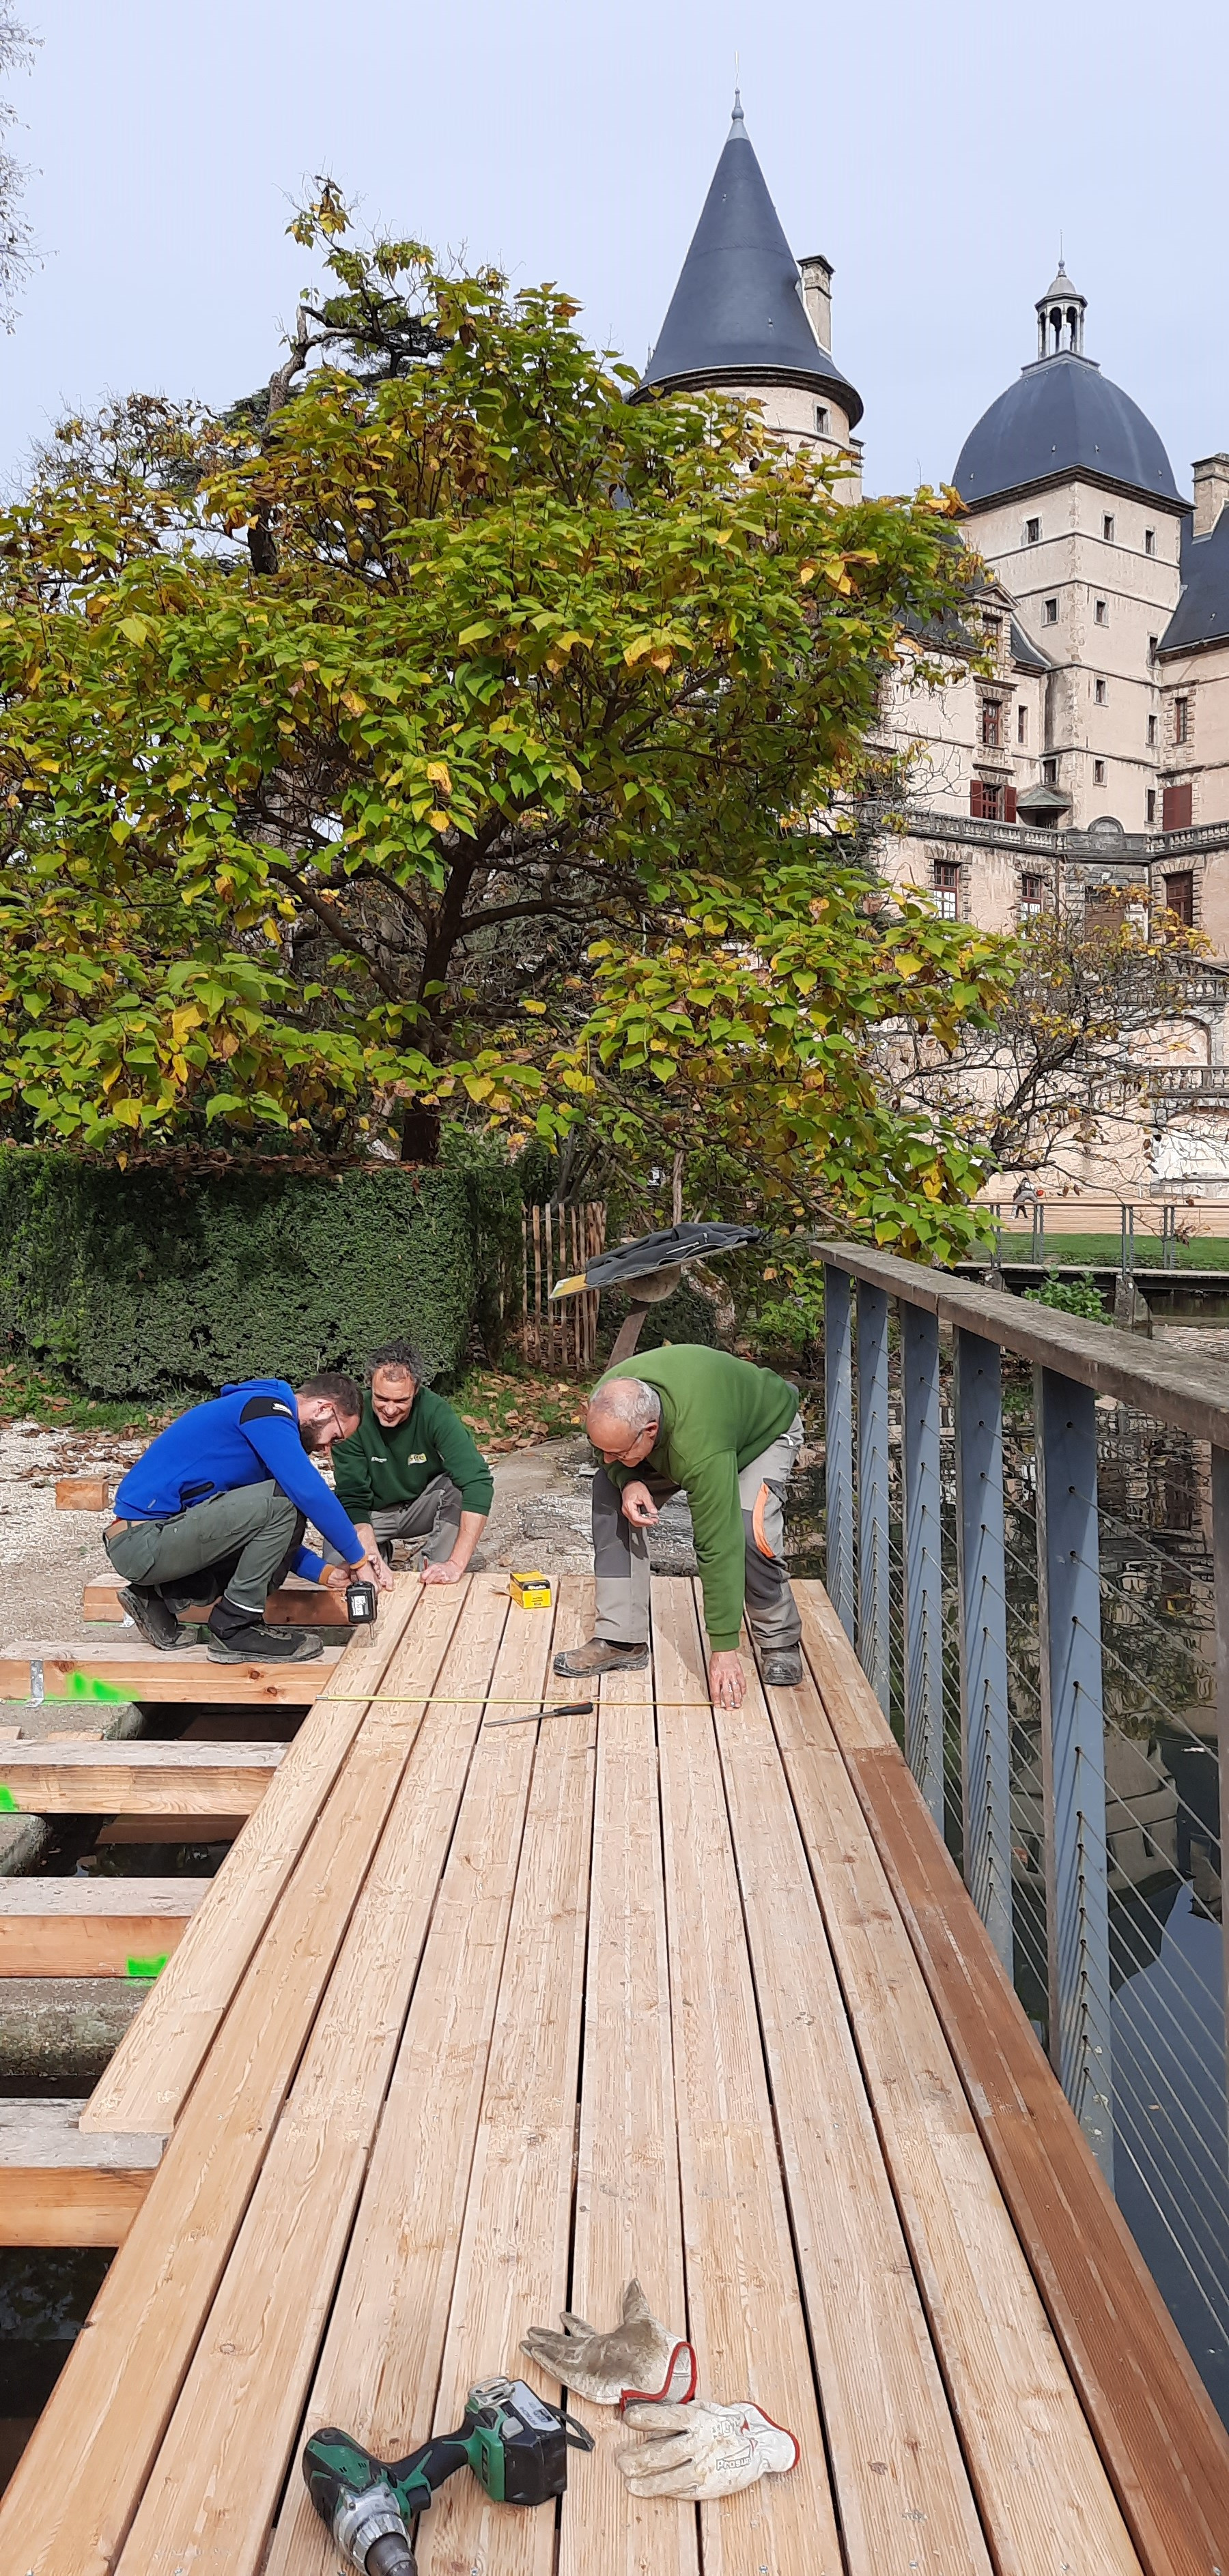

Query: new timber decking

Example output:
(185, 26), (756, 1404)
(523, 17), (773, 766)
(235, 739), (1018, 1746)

(1, 1571), (1227, 2576)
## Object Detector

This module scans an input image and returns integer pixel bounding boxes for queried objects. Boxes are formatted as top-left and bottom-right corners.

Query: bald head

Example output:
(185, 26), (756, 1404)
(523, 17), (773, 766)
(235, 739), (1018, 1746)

(587, 1375), (662, 1468)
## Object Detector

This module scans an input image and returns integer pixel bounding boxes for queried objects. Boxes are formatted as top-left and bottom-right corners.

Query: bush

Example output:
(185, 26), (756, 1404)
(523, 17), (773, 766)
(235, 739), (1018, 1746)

(0, 1150), (499, 1398)
(595, 1276), (720, 1362)
(1023, 1270), (1107, 1321)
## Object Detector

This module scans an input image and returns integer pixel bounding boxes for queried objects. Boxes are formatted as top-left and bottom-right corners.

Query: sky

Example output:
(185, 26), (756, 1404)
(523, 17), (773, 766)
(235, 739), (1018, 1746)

(3, 0), (1227, 504)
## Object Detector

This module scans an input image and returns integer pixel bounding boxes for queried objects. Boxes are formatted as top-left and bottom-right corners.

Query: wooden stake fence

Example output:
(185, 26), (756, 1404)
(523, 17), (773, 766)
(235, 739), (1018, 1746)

(519, 1201), (606, 1374)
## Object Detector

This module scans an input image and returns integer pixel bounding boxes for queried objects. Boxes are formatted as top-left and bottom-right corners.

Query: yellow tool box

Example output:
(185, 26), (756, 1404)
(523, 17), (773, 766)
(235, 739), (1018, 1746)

(509, 1570), (552, 1610)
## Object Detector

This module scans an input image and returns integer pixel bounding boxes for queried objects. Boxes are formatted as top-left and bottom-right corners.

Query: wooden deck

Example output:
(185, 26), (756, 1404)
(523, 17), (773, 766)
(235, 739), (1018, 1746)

(2, 1571), (1228, 2576)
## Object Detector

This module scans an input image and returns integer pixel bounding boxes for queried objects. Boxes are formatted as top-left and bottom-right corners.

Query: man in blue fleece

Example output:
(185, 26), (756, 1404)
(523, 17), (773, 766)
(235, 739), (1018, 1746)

(105, 1371), (390, 1663)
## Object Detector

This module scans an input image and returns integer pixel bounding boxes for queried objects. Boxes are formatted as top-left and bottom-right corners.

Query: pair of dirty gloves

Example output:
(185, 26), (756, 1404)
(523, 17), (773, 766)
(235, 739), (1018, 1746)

(521, 2282), (797, 2502)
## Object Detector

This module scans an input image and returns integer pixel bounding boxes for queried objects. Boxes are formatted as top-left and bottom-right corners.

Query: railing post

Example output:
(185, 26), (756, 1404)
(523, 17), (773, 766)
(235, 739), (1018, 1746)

(1212, 1448), (1229, 2126)
(857, 1282), (890, 1715)
(954, 1330), (1013, 1971)
(823, 1265), (854, 1642)
(1035, 1366), (1114, 2181)
(902, 1303), (944, 1828)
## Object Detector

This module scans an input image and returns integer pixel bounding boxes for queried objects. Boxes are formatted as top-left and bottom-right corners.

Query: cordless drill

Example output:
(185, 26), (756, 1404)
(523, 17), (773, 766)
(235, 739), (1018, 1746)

(303, 2376), (594, 2575)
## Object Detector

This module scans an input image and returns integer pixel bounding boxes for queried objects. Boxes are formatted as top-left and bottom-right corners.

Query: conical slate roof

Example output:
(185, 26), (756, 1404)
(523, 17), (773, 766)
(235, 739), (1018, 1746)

(635, 97), (862, 427)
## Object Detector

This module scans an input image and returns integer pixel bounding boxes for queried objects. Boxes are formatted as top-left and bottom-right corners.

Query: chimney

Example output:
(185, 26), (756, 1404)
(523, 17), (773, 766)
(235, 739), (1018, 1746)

(798, 253), (834, 352)
(1192, 454), (1229, 536)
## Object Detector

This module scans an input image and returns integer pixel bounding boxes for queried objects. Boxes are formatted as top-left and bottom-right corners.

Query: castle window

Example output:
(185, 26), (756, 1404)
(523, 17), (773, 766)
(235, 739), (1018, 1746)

(1017, 704), (1028, 745)
(1164, 870), (1194, 926)
(981, 699), (1002, 747)
(1020, 873), (1045, 917)
(1042, 756), (1058, 785)
(1163, 781), (1193, 831)
(1148, 634), (1158, 656)
(1175, 696), (1190, 743)
(815, 404), (829, 435)
(1094, 598), (1108, 625)
(1094, 760), (1106, 786)
(1146, 789), (1157, 824)
(1147, 713), (1158, 747)
(1103, 514), (1115, 541)
(1026, 517), (1041, 544)
(934, 860), (960, 919)
(1145, 528), (1157, 556)
(1044, 597), (1058, 624)
(1094, 678), (1107, 706)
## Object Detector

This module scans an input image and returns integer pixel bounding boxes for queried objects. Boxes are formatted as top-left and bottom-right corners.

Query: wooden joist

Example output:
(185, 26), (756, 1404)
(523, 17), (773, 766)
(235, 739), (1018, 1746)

(55, 1476), (111, 1511)
(0, 2099), (162, 2246)
(0, 1876), (208, 1977)
(0, 1738), (284, 1814)
(0, 1638), (345, 1706)
(83, 1577), (348, 1628)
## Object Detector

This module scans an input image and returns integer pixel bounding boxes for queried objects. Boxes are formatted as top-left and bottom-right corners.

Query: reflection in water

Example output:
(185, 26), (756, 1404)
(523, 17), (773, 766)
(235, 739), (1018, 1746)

(787, 1347), (1229, 2427)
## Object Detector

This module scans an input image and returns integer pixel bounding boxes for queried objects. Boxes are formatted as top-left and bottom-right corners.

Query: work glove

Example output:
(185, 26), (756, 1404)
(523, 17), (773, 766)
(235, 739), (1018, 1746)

(616, 2398), (799, 2500)
(520, 2279), (696, 2409)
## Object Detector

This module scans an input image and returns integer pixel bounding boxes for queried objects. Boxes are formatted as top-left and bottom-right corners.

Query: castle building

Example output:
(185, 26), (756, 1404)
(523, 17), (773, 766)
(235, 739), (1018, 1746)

(640, 99), (1229, 1205)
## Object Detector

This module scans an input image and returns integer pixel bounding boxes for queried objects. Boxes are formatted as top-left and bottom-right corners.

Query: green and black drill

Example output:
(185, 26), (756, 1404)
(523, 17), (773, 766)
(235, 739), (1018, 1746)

(302, 2376), (595, 2575)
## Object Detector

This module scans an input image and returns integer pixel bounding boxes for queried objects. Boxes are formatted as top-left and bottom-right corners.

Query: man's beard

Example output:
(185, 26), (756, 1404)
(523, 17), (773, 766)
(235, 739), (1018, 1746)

(299, 1419), (326, 1454)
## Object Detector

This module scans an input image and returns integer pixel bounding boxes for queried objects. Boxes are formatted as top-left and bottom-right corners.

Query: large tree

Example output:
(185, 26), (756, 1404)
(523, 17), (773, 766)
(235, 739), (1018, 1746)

(0, 195), (1014, 1255)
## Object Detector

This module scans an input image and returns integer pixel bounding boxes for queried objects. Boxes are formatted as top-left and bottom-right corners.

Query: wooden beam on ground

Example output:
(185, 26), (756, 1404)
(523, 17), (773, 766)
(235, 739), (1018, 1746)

(264, 1589), (582, 2576)
(0, 1585), (472, 2576)
(81, 1584), (424, 2138)
(656, 1579), (994, 2576)
(649, 1578), (842, 2576)
(83, 1579), (348, 1629)
(0, 1640), (345, 1707)
(0, 1738), (284, 1815)
(795, 1580), (1229, 2576)
(0, 1877), (208, 1977)
(56, 1477), (111, 1511)
(0, 2099), (162, 2246)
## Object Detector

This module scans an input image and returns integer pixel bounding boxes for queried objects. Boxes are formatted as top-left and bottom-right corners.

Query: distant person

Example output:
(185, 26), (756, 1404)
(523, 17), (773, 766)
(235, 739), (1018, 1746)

(330, 1341), (494, 1584)
(106, 1373), (390, 1663)
(554, 1345), (804, 1710)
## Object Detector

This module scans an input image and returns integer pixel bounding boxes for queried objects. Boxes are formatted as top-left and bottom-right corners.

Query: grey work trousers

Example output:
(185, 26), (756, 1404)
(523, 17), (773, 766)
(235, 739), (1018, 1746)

(104, 1480), (306, 1618)
(322, 1474), (463, 1569)
(593, 1412), (804, 1652)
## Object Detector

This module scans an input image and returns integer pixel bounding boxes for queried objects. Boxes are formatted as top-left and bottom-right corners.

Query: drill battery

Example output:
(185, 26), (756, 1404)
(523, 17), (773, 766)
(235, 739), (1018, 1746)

(509, 1571), (552, 1610)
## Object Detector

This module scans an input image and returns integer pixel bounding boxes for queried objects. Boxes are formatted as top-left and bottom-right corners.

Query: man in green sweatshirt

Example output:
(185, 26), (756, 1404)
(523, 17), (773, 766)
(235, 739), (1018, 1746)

(329, 1341), (495, 1586)
(554, 1345), (803, 1708)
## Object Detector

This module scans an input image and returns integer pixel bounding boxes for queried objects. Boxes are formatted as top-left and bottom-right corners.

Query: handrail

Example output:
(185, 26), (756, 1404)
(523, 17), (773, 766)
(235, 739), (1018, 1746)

(815, 1239), (1229, 1448)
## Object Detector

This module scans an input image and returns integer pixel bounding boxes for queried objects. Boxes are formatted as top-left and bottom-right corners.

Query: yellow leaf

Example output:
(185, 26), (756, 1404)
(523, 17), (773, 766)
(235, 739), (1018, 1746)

(425, 760), (452, 795)
(427, 810), (451, 832)
(339, 690), (367, 718)
(649, 650), (674, 673)
(623, 637), (654, 668)
(797, 562), (817, 586)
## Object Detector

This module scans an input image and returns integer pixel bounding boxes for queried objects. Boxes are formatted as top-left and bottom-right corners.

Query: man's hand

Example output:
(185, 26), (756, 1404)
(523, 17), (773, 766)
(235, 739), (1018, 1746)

(421, 1556), (465, 1586)
(621, 1481), (660, 1529)
(709, 1650), (745, 1711)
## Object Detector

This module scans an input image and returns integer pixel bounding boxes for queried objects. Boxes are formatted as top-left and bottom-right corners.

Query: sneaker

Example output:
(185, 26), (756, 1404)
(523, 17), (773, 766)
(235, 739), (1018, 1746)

(553, 1638), (649, 1677)
(760, 1648), (804, 1688)
(207, 1617), (323, 1663)
(118, 1586), (195, 1652)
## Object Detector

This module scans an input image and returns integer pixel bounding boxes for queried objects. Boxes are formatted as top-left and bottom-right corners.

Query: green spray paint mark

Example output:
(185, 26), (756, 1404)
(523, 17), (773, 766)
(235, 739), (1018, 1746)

(0, 1785), (17, 1812)
(126, 1955), (167, 1980)
(60, 1671), (128, 1704)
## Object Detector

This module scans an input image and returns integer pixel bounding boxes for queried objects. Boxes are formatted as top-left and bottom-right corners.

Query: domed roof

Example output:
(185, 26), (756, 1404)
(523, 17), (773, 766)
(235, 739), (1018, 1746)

(636, 96), (862, 426)
(953, 274), (1179, 510)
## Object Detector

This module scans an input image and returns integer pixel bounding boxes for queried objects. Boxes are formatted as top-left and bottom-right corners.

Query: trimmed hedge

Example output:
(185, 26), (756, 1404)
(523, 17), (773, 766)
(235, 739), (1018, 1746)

(0, 1151), (506, 1399)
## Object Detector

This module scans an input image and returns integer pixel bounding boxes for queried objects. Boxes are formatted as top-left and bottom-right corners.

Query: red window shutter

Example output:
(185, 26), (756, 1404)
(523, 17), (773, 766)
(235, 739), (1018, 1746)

(1162, 783), (1193, 831)
(1004, 787), (1017, 823)
(970, 780), (985, 818)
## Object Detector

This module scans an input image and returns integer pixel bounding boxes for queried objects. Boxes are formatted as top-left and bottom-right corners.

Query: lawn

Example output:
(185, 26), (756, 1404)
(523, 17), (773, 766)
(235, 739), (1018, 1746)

(995, 1232), (1229, 1270)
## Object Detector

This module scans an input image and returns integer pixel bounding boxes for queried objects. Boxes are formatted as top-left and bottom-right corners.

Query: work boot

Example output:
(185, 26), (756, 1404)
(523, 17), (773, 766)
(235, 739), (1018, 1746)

(206, 1601), (323, 1663)
(759, 1647), (803, 1688)
(554, 1638), (649, 1678)
(118, 1586), (195, 1652)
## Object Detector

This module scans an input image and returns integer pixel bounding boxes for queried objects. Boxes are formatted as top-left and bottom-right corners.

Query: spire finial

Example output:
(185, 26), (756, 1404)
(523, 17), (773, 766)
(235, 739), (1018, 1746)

(730, 57), (744, 133)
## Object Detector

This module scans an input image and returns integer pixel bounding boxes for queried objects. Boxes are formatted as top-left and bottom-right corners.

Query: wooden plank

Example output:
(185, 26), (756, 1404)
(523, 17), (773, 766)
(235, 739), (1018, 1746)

(57, 1476), (111, 1510)
(0, 1877), (208, 1978)
(557, 1622), (698, 2576)
(649, 1578), (842, 2576)
(114, 1581), (518, 2576)
(0, 1739), (284, 1815)
(83, 1579), (348, 1629)
(665, 1586), (992, 2576)
(416, 1591), (597, 2576)
(0, 1640), (345, 1707)
(783, 1587), (1144, 2576)
(0, 1585), (472, 2576)
(95, 1816), (244, 1847)
(264, 1590), (591, 2576)
(0, 2098), (162, 2246)
(795, 1583), (1229, 2576)
(81, 1582), (424, 2136)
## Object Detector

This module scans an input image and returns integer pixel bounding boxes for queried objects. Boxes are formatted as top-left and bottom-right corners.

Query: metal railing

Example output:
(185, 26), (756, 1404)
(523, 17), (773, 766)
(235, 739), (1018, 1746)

(818, 1241), (1229, 2186)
